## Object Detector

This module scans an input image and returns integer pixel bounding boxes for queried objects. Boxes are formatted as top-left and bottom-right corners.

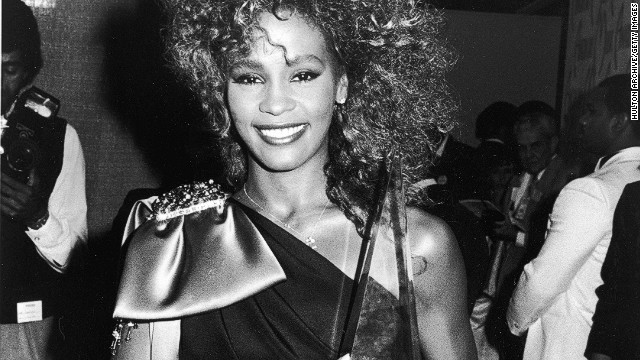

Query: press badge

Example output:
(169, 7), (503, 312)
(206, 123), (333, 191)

(17, 301), (43, 323)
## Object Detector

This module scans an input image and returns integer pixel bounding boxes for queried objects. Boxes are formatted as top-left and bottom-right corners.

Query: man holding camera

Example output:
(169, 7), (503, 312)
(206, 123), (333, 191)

(1, 0), (87, 358)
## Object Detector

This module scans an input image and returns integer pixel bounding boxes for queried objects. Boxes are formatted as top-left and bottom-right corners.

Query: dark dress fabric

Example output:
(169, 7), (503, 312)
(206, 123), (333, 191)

(179, 203), (354, 360)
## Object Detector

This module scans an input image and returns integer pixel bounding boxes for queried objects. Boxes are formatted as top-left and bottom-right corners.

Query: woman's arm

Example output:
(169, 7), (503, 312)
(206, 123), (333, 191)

(408, 208), (477, 360)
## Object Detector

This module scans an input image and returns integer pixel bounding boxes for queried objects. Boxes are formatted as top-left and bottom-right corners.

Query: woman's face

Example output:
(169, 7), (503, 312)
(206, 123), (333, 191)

(227, 12), (348, 173)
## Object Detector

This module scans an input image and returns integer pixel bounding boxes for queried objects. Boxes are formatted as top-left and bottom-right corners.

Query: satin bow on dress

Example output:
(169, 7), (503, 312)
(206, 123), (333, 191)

(113, 199), (286, 321)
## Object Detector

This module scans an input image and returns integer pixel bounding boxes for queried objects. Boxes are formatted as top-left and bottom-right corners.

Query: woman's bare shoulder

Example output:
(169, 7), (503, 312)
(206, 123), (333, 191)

(405, 208), (475, 359)
(405, 206), (458, 260)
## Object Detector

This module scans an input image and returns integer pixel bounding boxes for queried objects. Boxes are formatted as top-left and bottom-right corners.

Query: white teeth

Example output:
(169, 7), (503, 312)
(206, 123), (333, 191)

(259, 125), (305, 139)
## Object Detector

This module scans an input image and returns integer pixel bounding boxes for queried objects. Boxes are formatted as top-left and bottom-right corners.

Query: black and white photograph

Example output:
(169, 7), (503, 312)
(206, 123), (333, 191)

(0, 0), (636, 359)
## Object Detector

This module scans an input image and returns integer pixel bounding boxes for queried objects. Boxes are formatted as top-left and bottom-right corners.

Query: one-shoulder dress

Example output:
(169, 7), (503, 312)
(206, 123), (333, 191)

(179, 202), (355, 359)
(113, 181), (405, 360)
(113, 194), (357, 359)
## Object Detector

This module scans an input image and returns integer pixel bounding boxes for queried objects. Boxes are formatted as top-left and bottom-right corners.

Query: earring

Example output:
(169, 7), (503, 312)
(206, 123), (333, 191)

(335, 103), (348, 126)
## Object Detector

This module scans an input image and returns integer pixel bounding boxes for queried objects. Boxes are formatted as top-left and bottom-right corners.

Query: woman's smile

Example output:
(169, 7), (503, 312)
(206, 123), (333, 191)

(255, 123), (308, 145)
(227, 11), (347, 172)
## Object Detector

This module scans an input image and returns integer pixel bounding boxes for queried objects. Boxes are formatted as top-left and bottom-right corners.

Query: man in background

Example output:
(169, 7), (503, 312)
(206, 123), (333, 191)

(474, 101), (518, 206)
(1, 0), (87, 358)
(420, 130), (490, 314)
(427, 132), (481, 202)
(496, 101), (578, 266)
(482, 101), (577, 359)
(507, 74), (640, 359)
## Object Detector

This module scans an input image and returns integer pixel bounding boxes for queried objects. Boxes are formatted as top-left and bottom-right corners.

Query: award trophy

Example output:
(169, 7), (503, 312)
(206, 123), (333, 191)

(340, 154), (422, 359)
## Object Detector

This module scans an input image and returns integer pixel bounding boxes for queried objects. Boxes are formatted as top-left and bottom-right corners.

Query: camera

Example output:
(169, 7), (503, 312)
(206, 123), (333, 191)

(1, 87), (60, 183)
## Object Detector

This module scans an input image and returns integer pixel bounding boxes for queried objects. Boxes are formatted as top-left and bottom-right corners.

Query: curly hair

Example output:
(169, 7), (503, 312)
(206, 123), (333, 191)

(160, 0), (458, 233)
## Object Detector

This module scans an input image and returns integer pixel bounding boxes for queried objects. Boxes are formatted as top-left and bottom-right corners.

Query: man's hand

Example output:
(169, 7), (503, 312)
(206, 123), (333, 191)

(1, 168), (48, 225)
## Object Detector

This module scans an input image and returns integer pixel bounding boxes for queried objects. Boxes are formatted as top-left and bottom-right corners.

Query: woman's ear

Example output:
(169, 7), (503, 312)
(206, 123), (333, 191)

(336, 74), (348, 104)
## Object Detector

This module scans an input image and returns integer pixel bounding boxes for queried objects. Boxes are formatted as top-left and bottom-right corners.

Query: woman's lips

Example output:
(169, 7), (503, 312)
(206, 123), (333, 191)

(255, 124), (308, 145)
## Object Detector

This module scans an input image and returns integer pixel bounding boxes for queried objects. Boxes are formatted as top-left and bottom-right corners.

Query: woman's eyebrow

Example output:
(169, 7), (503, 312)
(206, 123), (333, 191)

(229, 58), (263, 71)
(229, 54), (324, 71)
(286, 54), (324, 66)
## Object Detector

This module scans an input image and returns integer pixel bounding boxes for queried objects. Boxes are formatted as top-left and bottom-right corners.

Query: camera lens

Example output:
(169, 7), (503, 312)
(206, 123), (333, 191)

(7, 137), (39, 173)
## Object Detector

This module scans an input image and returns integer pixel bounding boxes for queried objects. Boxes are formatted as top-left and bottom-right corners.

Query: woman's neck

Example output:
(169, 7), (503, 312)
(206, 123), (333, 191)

(243, 159), (330, 218)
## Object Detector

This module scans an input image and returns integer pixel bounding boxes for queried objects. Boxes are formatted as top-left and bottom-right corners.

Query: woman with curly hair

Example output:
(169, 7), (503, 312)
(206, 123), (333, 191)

(111, 0), (476, 359)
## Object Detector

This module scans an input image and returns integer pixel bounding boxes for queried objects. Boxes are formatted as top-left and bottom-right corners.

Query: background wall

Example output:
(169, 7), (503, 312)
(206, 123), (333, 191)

(445, 10), (562, 146)
(27, 2), (563, 241)
(31, 0), (216, 243)
(562, 0), (631, 119)
(33, 0), (159, 241)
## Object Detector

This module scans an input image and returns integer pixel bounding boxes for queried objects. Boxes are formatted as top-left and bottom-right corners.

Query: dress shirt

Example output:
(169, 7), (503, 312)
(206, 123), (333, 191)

(24, 124), (87, 273)
(506, 146), (640, 360)
(509, 168), (546, 247)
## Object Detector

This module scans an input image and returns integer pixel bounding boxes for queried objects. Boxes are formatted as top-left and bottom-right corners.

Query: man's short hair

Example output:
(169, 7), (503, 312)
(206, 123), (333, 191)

(2, 0), (43, 82)
(514, 100), (559, 139)
(598, 74), (639, 137)
(475, 101), (517, 140)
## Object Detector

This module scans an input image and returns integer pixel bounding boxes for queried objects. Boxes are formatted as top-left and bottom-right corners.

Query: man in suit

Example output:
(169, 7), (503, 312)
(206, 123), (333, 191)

(507, 74), (640, 359)
(584, 180), (640, 360)
(474, 101), (518, 206)
(481, 101), (577, 359)
(494, 101), (577, 291)
(424, 132), (491, 312)
(428, 133), (481, 202)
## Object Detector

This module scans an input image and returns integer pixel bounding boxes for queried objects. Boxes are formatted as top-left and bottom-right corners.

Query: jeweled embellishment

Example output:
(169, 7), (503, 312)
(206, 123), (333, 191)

(151, 179), (229, 221)
(110, 320), (138, 355)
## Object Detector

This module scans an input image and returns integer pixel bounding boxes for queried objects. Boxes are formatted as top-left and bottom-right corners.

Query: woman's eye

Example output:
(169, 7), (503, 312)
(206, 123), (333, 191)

(292, 71), (319, 82)
(232, 75), (263, 85)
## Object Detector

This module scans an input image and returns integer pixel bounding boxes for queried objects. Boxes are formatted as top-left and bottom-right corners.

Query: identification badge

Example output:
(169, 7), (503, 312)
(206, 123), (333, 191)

(514, 200), (529, 220)
(17, 301), (43, 323)
(510, 187), (520, 202)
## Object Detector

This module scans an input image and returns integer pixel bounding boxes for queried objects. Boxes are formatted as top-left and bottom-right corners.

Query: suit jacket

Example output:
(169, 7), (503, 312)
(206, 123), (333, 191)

(428, 136), (481, 201)
(484, 155), (577, 359)
(585, 180), (640, 360)
(476, 139), (512, 169)
(474, 140), (515, 204)
(507, 146), (640, 360)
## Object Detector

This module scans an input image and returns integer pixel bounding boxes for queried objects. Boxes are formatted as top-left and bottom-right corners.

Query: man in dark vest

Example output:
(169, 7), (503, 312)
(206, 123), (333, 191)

(1, 0), (87, 358)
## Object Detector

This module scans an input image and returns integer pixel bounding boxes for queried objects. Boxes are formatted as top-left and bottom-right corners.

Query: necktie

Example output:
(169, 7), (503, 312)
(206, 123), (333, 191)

(514, 176), (537, 222)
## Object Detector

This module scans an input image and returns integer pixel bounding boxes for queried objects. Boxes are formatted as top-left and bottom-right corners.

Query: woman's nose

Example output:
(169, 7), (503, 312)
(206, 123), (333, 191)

(259, 82), (295, 116)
